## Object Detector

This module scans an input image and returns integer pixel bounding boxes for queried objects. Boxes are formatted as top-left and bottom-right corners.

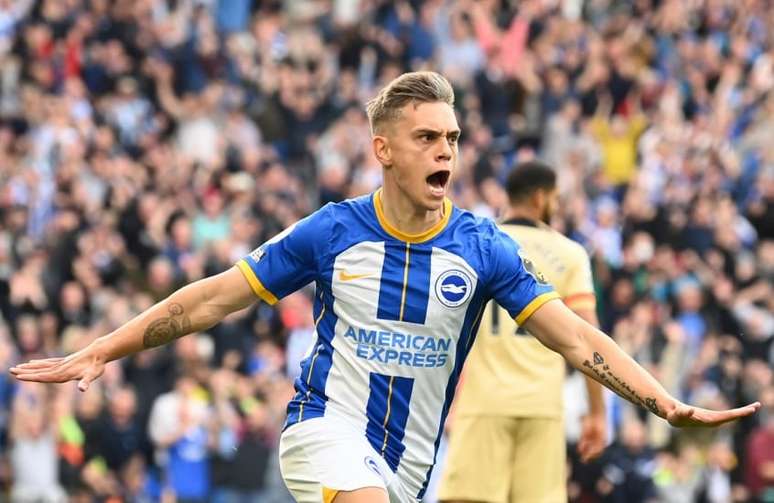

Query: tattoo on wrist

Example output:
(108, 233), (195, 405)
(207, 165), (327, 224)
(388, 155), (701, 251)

(582, 351), (661, 417)
(143, 303), (192, 348)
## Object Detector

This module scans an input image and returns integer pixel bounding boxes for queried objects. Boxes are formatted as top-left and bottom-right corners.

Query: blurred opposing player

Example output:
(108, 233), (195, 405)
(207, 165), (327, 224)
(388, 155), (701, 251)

(11, 72), (760, 503)
(439, 161), (606, 503)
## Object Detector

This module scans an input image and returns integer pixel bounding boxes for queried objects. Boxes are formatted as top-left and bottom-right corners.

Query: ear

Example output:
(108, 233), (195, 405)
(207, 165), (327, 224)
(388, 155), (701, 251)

(532, 189), (545, 210)
(372, 135), (392, 168)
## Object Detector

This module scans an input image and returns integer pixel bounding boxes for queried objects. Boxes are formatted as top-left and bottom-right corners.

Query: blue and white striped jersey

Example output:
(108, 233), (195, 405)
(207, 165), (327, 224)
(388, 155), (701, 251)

(236, 189), (558, 499)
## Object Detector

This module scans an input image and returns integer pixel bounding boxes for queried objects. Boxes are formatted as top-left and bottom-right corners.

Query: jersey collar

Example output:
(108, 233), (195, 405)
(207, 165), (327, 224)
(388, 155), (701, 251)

(373, 188), (452, 243)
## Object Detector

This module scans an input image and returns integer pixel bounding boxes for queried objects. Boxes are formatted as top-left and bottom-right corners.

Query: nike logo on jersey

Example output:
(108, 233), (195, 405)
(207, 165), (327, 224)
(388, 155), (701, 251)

(339, 271), (373, 282)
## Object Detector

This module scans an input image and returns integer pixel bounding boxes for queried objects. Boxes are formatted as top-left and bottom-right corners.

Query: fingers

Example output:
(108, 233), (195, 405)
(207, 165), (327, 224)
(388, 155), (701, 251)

(711, 402), (761, 425)
(9, 358), (65, 372)
(10, 359), (74, 384)
(10, 366), (62, 378)
(10, 362), (61, 376)
(13, 370), (72, 383)
(10, 351), (106, 390)
(670, 401), (762, 427)
(739, 402), (761, 414)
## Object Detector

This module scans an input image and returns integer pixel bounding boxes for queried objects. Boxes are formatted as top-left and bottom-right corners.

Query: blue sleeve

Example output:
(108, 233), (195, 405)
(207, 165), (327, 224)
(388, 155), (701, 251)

(486, 226), (559, 325)
(236, 206), (331, 304)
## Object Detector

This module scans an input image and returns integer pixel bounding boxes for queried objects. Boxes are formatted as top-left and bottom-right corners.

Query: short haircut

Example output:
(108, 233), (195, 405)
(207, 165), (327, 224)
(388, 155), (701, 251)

(506, 161), (557, 202)
(365, 71), (455, 134)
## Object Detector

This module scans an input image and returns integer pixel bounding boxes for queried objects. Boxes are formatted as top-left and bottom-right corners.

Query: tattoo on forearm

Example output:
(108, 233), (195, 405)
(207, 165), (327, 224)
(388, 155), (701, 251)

(143, 303), (192, 348)
(583, 351), (661, 417)
(644, 397), (660, 416)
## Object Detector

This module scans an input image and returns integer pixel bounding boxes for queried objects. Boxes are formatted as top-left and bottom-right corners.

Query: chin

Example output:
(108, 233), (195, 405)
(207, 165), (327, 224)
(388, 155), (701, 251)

(422, 196), (445, 212)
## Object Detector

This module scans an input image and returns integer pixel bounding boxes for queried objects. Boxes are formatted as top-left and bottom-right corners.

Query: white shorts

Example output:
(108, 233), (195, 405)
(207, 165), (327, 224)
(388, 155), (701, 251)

(279, 416), (416, 502)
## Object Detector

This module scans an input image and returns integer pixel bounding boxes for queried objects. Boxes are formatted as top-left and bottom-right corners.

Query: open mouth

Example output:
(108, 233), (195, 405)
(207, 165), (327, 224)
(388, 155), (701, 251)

(426, 169), (451, 192)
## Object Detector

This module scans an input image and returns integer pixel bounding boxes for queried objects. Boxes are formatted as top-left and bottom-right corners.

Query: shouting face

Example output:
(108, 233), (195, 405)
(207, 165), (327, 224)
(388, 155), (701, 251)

(373, 101), (460, 212)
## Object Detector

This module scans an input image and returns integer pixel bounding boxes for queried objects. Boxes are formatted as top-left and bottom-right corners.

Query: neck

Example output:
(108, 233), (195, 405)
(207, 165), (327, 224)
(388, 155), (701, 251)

(504, 204), (541, 223)
(379, 183), (444, 236)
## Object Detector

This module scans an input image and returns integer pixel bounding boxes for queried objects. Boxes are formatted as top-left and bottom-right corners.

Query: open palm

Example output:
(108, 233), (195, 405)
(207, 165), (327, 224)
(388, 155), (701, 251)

(666, 401), (761, 428)
(10, 346), (106, 392)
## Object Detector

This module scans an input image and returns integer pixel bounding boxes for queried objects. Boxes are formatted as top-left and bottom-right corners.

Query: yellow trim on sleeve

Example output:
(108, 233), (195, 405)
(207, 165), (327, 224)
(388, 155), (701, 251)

(236, 260), (279, 305)
(373, 188), (452, 243)
(322, 487), (339, 503)
(514, 291), (561, 326)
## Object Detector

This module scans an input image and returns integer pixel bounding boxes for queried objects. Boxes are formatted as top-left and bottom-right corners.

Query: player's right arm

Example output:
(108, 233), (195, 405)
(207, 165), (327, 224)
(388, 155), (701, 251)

(10, 266), (255, 391)
(11, 205), (331, 391)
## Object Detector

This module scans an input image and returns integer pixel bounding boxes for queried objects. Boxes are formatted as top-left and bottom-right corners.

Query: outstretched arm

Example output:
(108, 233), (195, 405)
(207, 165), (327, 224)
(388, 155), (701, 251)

(523, 299), (760, 427)
(10, 267), (255, 391)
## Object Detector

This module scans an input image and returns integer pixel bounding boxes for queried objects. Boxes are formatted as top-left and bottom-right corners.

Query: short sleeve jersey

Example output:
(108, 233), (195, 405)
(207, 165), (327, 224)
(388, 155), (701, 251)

(236, 190), (558, 499)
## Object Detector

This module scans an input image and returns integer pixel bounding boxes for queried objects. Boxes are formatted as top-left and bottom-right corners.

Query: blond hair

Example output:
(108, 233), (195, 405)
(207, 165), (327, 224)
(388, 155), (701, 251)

(365, 71), (455, 134)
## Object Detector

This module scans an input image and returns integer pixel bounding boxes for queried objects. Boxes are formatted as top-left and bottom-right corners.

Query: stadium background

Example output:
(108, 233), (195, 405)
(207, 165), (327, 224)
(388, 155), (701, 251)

(0, 0), (772, 501)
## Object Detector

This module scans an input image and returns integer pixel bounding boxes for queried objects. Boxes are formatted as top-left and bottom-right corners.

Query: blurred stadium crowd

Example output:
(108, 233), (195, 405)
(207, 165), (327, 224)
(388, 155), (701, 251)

(0, 0), (772, 501)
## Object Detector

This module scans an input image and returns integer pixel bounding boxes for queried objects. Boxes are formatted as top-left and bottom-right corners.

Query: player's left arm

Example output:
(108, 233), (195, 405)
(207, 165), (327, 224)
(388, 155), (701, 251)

(522, 299), (761, 427)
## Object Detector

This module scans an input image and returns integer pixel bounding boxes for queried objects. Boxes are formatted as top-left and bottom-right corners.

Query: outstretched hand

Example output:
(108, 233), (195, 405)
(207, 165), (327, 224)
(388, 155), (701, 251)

(9, 345), (107, 392)
(666, 401), (761, 428)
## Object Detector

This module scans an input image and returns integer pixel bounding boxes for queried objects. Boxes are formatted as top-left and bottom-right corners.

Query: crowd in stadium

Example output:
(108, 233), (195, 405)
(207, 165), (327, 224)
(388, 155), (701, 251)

(0, 0), (771, 501)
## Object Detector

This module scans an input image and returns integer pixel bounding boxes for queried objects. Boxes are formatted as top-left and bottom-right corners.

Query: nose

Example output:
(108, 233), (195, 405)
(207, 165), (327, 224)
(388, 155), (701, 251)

(436, 138), (453, 162)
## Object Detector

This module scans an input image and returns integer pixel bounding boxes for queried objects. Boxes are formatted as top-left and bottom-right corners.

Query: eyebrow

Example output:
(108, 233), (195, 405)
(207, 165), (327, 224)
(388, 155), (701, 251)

(412, 128), (462, 138)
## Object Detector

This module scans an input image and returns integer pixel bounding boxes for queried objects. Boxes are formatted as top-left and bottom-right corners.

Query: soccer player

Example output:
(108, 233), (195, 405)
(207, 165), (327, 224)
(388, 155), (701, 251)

(438, 161), (606, 503)
(11, 72), (759, 503)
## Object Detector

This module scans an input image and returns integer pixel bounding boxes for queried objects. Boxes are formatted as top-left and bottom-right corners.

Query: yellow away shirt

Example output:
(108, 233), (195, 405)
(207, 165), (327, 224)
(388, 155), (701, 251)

(453, 219), (596, 418)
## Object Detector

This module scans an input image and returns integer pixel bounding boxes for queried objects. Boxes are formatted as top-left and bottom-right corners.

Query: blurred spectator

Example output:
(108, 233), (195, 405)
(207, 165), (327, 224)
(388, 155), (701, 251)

(9, 382), (65, 502)
(149, 373), (210, 502)
(192, 190), (231, 251)
(704, 441), (736, 503)
(745, 387), (774, 502)
(0, 324), (16, 447)
(94, 385), (142, 473)
(589, 96), (648, 187)
(596, 418), (657, 503)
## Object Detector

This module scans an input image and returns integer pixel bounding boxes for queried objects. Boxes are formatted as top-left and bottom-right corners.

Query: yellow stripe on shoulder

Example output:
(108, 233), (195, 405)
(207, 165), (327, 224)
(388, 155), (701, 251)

(236, 260), (279, 305)
(514, 291), (561, 326)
